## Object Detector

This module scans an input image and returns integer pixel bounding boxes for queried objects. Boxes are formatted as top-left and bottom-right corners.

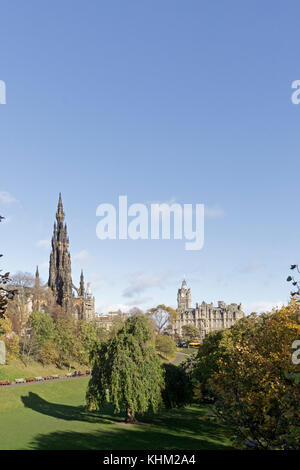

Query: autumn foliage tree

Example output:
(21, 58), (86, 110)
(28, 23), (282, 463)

(188, 305), (300, 449)
(86, 315), (164, 423)
(0, 316), (20, 361)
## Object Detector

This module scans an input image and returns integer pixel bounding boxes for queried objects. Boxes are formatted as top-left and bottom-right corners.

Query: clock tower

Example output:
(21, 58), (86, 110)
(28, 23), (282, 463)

(177, 279), (191, 313)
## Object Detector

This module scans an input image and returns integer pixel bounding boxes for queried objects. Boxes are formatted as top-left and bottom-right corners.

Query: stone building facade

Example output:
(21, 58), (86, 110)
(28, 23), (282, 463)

(172, 280), (244, 340)
(96, 310), (128, 331)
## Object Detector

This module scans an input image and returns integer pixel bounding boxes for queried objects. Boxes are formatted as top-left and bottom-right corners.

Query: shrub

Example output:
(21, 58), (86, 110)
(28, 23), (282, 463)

(155, 334), (176, 360)
(162, 363), (193, 408)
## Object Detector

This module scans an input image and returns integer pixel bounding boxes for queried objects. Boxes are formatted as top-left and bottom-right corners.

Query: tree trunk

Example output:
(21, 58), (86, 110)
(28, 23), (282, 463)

(125, 407), (136, 424)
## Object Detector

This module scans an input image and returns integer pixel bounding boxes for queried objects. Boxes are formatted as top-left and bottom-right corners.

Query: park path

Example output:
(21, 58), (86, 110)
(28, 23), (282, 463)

(1, 352), (193, 389)
(0, 374), (88, 389)
(172, 351), (187, 365)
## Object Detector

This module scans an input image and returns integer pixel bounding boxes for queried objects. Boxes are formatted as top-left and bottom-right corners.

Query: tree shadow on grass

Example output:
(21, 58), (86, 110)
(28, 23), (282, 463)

(20, 392), (121, 424)
(141, 404), (230, 440)
(29, 426), (232, 451)
(21, 392), (233, 450)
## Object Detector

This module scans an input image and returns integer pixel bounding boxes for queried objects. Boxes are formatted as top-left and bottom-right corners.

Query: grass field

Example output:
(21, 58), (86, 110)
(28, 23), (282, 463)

(0, 359), (85, 382)
(0, 378), (234, 450)
(176, 347), (197, 355)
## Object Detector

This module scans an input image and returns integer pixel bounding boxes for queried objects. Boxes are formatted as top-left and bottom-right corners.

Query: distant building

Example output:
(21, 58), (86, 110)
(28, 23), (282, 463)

(172, 280), (244, 339)
(96, 310), (128, 331)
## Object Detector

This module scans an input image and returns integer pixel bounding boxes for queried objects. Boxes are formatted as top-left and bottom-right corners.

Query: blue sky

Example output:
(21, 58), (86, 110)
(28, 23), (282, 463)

(1, 0), (300, 314)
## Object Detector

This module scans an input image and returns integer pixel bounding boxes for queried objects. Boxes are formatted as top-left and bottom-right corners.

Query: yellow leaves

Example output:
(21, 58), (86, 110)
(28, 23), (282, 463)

(4, 332), (19, 362)
(207, 307), (300, 448)
(0, 316), (19, 362)
(0, 316), (13, 337)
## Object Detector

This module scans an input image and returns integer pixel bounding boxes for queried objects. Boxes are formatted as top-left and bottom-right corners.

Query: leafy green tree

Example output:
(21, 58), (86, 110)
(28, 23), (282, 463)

(181, 325), (237, 401)
(181, 314), (268, 401)
(155, 334), (176, 360)
(108, 318), (126, 339)
(29, 311), (55, 347)
(86, 315), (164, 423)
(21, 311), (56, 362)
(77, 320), (107, 365)
(54, 317), (80, 367)
(162, 363), (193, 409)
(181, 324), (200, 342)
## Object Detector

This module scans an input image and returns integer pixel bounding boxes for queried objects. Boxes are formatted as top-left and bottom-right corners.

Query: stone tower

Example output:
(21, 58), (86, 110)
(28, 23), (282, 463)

(177, 279), (191, 312)
(79, 269), (85, 297)
(172, 279), (244, 339)
(35, 266), (40, 289)
(48, 194), (73, 313)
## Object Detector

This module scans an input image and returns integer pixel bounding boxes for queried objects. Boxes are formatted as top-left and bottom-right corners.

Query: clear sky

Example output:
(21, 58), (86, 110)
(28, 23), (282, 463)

(1, 0), (299, 315)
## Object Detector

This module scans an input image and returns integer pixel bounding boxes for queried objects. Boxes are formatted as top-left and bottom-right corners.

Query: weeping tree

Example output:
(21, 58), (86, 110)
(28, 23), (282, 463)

(86, 314), (164, 423)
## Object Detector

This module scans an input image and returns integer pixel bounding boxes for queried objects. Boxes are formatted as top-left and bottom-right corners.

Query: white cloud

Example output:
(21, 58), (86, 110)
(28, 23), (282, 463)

(1, 215), (12, 224)
(0, 191), (18, 205)
(243, 300), (285, 315)
(122, 272), (170, 298)
(96, 302), (132, 315)
(126, 296), (152, 306)
(205, 205), (226, 219)
(73, 250), (89, 262)
(96, 298), (152, 315)
(36, 239), (51, 249)
(89, 274), (107, 290)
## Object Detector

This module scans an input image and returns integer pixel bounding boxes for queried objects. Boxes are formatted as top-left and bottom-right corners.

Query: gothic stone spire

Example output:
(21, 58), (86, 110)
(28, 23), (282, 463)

(48, 194), (73, 312)
(79, 269), (85, 297)
(35, 265), (40, 289)
(56, 192), (64, 224)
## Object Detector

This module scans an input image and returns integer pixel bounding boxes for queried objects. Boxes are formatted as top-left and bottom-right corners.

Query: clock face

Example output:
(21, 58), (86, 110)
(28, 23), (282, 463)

(181, 292), (185, 298)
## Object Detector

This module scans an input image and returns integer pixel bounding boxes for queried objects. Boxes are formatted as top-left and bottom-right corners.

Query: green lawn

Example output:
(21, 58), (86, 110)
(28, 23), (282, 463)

(176, 347), (197, 355)
(0, 359), (85, 382)
(0, 378), (234, 450)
